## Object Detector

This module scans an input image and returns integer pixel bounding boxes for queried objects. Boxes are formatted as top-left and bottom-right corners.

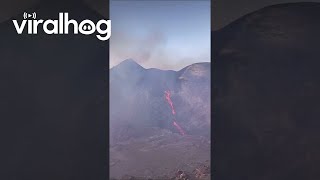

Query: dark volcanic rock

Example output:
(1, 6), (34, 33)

(213, 3), (320, 180)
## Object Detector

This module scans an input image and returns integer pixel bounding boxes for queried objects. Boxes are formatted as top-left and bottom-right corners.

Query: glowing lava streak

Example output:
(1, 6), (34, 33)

(164, 90), (186, 136)
(165, 90), (176, 115)
(173, 121), (186, 136)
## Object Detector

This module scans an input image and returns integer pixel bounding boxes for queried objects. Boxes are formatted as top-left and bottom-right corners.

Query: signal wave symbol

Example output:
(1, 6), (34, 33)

(23, 12), (36, 19)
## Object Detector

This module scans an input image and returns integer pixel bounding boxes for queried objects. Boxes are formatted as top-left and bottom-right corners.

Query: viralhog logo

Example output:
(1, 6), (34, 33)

(13, 12), (111, 41)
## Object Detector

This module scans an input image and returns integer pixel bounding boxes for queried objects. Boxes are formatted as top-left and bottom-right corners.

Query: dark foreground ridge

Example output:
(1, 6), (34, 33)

(213, 2), (320, 180)
(0, 1), (108, 179)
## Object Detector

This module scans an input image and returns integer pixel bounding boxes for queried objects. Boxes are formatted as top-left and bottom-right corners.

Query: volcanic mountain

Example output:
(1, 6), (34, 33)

(110, 60), (211, 179)
(110, 59), (210, 144)
(212, 2), (320, 180)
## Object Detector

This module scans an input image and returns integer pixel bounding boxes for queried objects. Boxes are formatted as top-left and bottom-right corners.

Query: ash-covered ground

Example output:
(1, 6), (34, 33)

(110, 128), (210, 180)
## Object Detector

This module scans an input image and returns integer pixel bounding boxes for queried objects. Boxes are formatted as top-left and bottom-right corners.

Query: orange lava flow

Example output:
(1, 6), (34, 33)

(164, 90), (186, 136)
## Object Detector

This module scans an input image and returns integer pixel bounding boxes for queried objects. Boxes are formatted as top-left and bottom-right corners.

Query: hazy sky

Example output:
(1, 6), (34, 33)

(110, 0), (210, 70)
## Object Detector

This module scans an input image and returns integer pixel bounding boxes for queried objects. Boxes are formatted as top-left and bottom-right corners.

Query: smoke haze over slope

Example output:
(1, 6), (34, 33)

(110, 60), (211, 179)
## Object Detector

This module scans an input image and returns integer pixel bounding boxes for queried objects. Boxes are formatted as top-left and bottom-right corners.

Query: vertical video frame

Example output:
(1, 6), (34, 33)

(110, 0), (211, 179)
